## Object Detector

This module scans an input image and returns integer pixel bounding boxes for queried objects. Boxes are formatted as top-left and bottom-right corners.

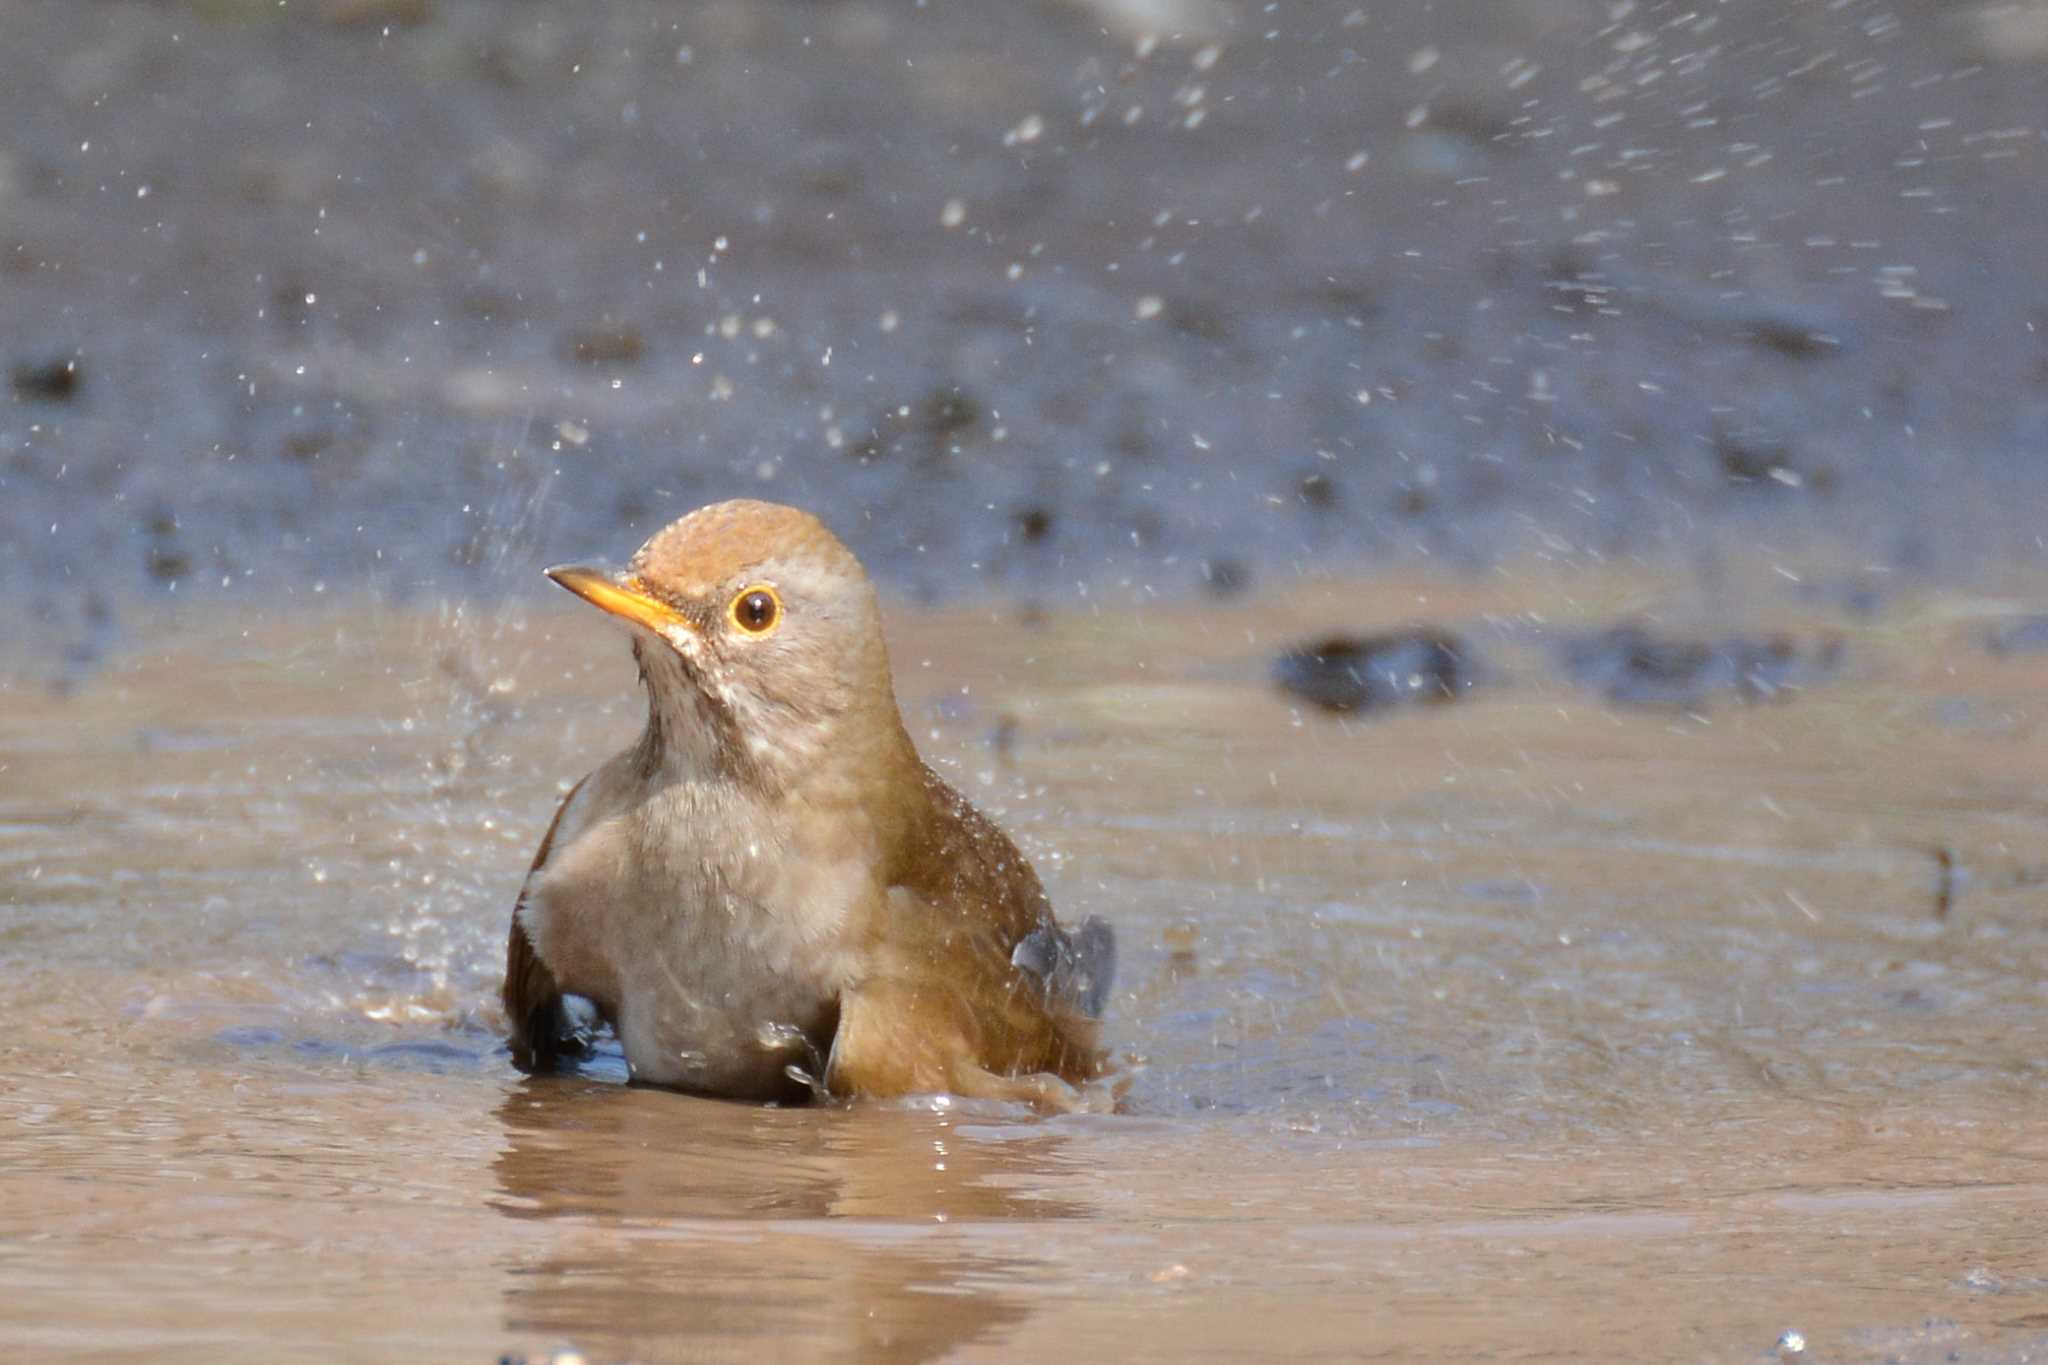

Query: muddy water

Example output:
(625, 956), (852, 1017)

(5, 567), (2048, 1362)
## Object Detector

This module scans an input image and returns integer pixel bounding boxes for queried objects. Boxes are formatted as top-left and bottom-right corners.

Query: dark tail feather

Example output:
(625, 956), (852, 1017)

(504, 777), (593, 1071)
(505, 910), (570, 1070)
(1012, 916), (1118, 1020)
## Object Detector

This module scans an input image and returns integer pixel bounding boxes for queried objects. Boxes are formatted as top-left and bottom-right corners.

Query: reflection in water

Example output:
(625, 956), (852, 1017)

(491, 1080), (1087, 1361)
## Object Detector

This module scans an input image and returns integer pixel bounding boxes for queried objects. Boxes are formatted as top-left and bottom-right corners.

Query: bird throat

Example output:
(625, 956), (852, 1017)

(630, 636), (750, 783)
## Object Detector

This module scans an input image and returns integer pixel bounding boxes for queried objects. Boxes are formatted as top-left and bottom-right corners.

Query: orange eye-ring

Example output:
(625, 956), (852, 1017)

(729, 585), (781, 634)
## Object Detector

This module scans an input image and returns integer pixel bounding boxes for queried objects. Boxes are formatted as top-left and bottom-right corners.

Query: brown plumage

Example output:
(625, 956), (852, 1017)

(501, 499), (1114, 1108)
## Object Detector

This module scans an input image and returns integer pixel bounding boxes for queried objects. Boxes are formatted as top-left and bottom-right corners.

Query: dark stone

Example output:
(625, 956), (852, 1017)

(1423, 96), (1516, 149)
(323, 0), (437, 28)
(1744, 315), (1839, 358)
(1014, 504), (1054, 543)
(614, 486), (651, 527)
(281, 430), (334, 461)
(916, 385), (981, 436)
(1559, 623), (1840, 708)
(1984, 616), (2048, 655)
(1200, 557), (1249, 596)
(215, 1026), (287, 1047)
(10, 355), (80, 402)
(1273, 629), (1474, 713)
(146, 545), (191, 582)
(1166, 296), (1237, 344)
(566, 324), (645, 366)
(1297, 471), (1339, 510)
(1715, 428), (1793, 485)
(850, 384), (984, 465)
(1713, 422), (1819, 491)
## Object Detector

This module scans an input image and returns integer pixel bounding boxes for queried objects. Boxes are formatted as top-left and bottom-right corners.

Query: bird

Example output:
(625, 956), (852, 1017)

(502, 499), (1115, 1110)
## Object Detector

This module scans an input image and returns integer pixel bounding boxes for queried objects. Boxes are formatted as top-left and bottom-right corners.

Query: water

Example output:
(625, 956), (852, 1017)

(5, 564), (2048, 1361)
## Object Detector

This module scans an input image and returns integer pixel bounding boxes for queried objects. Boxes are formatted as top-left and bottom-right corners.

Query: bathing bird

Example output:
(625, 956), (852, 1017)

(503, 499), (1114, 1109)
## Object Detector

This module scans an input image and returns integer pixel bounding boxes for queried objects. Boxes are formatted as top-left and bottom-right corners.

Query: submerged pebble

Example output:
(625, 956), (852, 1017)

(1273, 629), (1474, 713)
(1561, 623), (1838, 708)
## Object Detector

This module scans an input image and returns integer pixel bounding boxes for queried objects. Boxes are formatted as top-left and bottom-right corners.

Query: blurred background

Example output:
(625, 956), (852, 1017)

(3, 0), (2044, 650)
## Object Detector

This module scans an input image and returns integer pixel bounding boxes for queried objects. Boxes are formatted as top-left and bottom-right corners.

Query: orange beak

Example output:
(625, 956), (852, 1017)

(545, 564), (693, 635)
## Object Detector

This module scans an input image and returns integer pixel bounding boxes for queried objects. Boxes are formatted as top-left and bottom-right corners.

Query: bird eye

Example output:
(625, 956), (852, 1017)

(729, 585), (781, 634)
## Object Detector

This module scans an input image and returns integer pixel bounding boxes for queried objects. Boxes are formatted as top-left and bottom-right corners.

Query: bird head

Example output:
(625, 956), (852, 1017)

(546, 500), (904, 785)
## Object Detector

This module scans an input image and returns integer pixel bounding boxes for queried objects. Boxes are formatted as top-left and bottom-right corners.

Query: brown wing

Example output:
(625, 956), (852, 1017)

(827, 766), (1109, 1106)
(828, 975), (1101, 1112)
(503, 776), (586, 1071)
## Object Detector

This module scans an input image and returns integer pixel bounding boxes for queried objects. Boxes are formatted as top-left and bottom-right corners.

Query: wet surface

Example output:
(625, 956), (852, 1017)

(3, 0), (2048, 660)
(7, 566), (2048, 1359)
